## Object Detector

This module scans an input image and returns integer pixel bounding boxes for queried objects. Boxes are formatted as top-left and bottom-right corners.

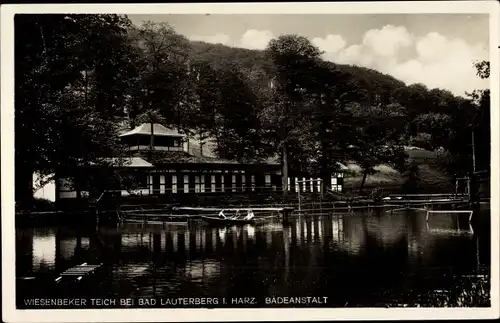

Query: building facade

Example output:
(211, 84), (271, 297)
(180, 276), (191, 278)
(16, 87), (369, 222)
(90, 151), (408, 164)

(56, 123), (345, 202)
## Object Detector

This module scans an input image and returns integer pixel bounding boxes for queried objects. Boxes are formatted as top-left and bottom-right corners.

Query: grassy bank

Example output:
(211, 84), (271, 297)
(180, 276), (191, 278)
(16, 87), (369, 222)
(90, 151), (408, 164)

(343, 148), (454, 194)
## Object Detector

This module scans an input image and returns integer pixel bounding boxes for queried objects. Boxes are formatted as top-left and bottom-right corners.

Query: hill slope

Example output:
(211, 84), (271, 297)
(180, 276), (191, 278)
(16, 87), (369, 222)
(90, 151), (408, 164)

(189, 40), (409, 103)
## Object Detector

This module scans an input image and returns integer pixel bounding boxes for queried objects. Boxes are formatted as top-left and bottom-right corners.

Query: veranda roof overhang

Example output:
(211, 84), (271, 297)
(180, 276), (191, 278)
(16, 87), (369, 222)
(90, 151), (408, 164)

(119, 123), (186, 138)
(89, 157), (154, 168)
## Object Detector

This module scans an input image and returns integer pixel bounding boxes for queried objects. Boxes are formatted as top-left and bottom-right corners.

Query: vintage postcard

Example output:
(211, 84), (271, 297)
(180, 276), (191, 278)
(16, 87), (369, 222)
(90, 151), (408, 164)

(1, 1), (499, 322)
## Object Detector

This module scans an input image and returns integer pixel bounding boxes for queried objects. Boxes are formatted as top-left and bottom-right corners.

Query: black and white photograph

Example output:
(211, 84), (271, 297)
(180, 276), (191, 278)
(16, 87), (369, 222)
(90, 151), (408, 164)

(1, 2), (499, 322)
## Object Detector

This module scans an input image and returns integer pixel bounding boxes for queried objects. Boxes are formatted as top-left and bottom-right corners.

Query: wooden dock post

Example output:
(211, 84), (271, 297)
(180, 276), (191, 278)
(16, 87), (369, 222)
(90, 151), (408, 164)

(282, 207), (293, 224)
(282, 209), (288, 224)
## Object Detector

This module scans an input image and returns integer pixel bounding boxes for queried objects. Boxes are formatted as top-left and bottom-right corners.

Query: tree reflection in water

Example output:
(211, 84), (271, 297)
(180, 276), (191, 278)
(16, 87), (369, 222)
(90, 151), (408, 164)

(16, 208), (490, 307)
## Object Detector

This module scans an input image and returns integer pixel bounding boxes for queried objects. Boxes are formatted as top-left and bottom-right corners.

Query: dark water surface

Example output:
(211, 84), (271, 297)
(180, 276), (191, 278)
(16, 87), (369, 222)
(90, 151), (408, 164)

(16, 208), (491, 308)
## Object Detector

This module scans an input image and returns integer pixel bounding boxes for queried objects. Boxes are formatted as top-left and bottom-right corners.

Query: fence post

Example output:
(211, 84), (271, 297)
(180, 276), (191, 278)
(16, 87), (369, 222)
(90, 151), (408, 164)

(298, 187), (301, 212)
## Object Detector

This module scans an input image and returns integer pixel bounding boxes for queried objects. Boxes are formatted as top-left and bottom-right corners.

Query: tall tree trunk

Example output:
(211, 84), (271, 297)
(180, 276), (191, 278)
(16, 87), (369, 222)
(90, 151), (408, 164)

(319, 133), (330, 194)
(322, 173), (331, 196)
(150, 119), (154, 151)
(199, 131), (204, 157)
(359, 169), (369, 195)
(282, 144), (288, 199)
(214, 131), (222, 156)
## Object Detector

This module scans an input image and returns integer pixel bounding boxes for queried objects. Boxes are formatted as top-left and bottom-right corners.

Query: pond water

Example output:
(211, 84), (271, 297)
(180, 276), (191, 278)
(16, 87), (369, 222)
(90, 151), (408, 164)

(15, 207), (491, 308)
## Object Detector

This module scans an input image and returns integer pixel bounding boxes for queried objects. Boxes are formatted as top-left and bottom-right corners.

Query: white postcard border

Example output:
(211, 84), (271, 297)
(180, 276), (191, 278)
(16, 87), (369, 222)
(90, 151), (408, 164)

(2, 1), (499, 322)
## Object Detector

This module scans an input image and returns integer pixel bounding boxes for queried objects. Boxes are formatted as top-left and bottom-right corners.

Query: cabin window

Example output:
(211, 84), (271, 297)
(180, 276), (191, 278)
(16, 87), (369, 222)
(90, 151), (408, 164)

(309, 178), (314, 192)
(232, 175), (236, 192)
(211, 175), (216, 192)
(192, 175), (205, 193)
(221, 174), (225, 192)
(331, 184), (342, 192)
(160, 175), (165, 194)
(287, 177), (291, 191)
(148, 175), (154, 194)
(172, 175), (177, 193)
(242, 175), (246, 192)
(332, 177), (337, 185)
(194, 176), (201, 193)
(316, 178), (321, 192)
(302, 177), (307, 192)
(251, 175), (255, 191)
(183, 175), (189, 193)
(265, 174), (271, 188)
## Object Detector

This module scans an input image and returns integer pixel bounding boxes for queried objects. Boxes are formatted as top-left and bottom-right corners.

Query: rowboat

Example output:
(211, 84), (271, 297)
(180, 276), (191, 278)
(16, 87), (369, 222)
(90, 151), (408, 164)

(200, 208), (278, 225)
(200, 215), (258, 225)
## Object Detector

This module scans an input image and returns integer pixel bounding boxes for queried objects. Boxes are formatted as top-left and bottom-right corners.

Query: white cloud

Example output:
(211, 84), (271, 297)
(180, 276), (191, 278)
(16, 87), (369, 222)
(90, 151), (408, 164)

(188, 26), (488, 96)
(362, 25), (413, 57)
(388, 32), (488, 95)
(189, 33), (230, 45)
(316, 25), (488, 96)
(190, 29), (275, 50)
(239, 29), (275, 50)
(312, 34), (347, 55)
(336, 44), (375, 67)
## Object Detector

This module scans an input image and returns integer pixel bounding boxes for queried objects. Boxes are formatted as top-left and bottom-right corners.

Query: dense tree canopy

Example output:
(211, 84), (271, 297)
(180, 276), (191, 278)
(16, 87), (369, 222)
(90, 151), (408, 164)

(15, 14), (136, 207)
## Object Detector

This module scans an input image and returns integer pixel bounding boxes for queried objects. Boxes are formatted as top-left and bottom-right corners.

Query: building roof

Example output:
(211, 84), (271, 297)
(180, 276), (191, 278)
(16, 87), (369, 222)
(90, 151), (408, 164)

(106, 157), (154, 168)
(134, 151), (279, 166)
(119, 123), (186, 138)
(337, 162), (349, 171)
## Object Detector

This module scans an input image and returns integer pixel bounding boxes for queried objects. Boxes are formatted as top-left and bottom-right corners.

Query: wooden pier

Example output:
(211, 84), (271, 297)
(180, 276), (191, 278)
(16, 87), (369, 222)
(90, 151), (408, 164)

(426, 210), (474, 222)
(55, 263), (103, 282)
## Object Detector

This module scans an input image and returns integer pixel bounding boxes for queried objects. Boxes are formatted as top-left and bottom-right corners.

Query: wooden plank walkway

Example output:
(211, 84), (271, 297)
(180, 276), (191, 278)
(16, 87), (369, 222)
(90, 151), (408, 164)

(426, 210), (474, 222)
(55, 263), (103, 282)
(173, 206), (292, 212)
(384, 199), (466, 204)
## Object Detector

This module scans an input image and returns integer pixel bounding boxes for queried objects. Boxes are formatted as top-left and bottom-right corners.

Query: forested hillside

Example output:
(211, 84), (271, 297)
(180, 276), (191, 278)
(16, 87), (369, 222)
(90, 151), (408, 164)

(15, 15), (490, 207)
(185, 39), (489, 193)
(190, 40), (408, 100)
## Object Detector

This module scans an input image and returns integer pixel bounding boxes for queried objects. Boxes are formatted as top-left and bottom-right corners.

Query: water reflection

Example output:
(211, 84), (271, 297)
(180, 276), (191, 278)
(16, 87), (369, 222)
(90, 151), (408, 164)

(16, 209), (490, 306)
(32, 235), (56, 270)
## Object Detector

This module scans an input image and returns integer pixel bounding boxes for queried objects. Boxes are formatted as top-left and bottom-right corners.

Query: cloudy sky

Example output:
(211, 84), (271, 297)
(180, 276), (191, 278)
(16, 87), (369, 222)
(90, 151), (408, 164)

(129, 14), (490, 97)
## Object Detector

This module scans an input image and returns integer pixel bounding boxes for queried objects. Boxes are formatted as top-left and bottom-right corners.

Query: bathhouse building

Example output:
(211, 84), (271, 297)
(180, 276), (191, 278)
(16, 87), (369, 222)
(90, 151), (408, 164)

(56, 123), (345, 203)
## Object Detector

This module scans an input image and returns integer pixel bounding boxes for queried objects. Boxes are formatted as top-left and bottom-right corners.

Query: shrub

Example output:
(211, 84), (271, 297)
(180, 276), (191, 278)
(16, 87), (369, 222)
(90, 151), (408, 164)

(32, 197), (56, 211)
